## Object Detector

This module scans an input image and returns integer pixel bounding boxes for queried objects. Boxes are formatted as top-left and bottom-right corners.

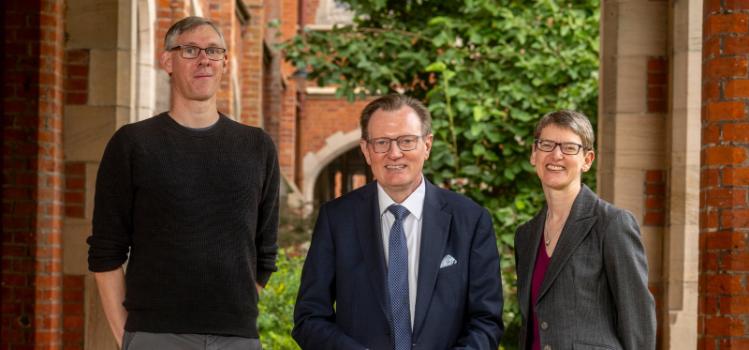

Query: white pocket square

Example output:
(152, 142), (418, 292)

(439, 254), (457, 268)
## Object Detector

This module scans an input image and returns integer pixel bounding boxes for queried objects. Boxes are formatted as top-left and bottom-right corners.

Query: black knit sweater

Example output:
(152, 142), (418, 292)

(87, 112), (280, 338)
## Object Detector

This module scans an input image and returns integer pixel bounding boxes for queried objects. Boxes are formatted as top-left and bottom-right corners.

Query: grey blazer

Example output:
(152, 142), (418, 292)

(514, 185), (656, 350)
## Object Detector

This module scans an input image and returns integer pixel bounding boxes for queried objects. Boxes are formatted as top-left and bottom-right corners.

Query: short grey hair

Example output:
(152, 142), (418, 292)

(534, 110), (595, 150)
(164, 16), (226, 50)
(360, 94), (432, 140)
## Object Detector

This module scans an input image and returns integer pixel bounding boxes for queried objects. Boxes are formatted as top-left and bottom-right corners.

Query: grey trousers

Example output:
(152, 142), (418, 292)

(122, 331), (262, 350)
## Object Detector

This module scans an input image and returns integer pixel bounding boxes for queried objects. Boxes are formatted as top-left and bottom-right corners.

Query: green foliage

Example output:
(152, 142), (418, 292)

(283, 1), (599, 348)
(258, 250), (304, 350)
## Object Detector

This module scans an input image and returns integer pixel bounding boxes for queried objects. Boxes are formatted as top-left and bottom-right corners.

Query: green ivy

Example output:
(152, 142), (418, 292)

(258, 250), (303, 350)
(283, 1), (599, 348)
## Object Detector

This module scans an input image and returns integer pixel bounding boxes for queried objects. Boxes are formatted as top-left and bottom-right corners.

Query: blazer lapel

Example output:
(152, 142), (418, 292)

(518, 209), (545, 318)
(353, 182), (391, 321)
(537, 185), (598, 302)
(412, 181), (451, 338)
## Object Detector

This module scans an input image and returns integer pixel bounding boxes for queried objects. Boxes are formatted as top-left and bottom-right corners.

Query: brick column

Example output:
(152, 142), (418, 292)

(280, 82), (298, 177)
(2, 0), (65, 348)
(277, 0), (299, 179)
(207, 0), (237, 116)
(700, 1), (749, 349)
(240, 1), (265, 127)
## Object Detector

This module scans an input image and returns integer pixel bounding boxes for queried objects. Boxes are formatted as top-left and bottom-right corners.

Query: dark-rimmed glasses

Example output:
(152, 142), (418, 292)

(169, 45), (226, 61)
(367, 135), (424, 153)
(534, 139), (586, 155)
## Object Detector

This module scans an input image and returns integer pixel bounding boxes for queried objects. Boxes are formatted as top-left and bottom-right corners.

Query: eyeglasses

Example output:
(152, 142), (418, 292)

(367, 135), (423, 153)
(169, 45), (226, 61)
(534, 139), (586, 155)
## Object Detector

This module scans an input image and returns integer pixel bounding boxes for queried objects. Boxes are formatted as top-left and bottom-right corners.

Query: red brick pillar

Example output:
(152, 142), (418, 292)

(700, 1), (749, 349)
(240, 1), (265, 127)
(279, 82), (299, 178)
(2, 0), (65, 349)
(278, 0), (299, 179)
(207, 0), (237, 116)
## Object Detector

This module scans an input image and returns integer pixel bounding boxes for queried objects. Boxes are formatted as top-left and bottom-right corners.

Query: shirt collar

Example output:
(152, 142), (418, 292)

(377, 176), (426, 220)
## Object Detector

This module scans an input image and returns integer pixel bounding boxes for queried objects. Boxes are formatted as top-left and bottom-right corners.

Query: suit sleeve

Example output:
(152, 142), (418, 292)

(602, 210), (656, 350)
(255, 133), (280, 287)
(292, 204), (368, 350)
(453, 208), (504, 349)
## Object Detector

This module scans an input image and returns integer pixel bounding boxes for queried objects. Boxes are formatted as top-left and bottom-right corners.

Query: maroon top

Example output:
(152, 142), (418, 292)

(529, 237), (551, 350)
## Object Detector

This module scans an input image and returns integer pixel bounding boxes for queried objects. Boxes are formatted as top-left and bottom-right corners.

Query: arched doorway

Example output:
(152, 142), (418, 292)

(312, 147), (372, 207)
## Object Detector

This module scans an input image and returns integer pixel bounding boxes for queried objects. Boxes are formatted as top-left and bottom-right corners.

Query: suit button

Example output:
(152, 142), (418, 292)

(543, 345), (551, 350)
(540, 321), (548, 330)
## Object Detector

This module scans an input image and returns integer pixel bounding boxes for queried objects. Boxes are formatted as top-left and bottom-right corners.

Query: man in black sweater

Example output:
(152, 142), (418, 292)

(87, 16), (279, 350)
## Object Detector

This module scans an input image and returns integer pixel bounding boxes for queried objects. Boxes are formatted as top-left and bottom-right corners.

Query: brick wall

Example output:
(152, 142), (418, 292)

(156, 1), (190, 55)
(263, 51), (283, 148)
(643, 168), (666, 348)
(700, 1), (749, 349)
(60, 16), (89, 350)
(63, 163), (85, 221)
(644, 169), (667, 226)
(240, 1), (265, 126)
(279, 83), (298, 177)
(207, 0), (235, 116)
(302, 0), (321, 25)
(647, 57), (668, 113)
(61, 162), (85, 350)
(34, 0), (65, 347)
(2, 0), (65, 348)
(61, 275), (84, 350)
(280, 0), (298, 43)
(259, 0), (300, 179)
(300, 97), (370, 157)
(279, 0), (300, 178)
(64, 50), (89, 106)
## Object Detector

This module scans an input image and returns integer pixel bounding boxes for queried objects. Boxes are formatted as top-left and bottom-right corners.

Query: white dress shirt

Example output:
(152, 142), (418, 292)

(378, 177), (425, 329)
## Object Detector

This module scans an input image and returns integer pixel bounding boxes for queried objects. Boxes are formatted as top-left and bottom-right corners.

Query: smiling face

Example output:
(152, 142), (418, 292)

(160, 24), (227, 104)
(531, 124), (595, 193)
(360, 106), (433, 202)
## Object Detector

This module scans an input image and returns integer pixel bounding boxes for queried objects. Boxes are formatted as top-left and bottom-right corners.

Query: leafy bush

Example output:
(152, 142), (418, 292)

(258, 250), (304, 350)
(283, 1), (599, 348)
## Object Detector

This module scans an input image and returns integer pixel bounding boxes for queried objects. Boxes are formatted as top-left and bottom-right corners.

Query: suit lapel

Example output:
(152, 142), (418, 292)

(537, 185), (598, 302)
(412, 181), (451, 338)
(518, 209), (545, 318)
(353, 182), (391, 321)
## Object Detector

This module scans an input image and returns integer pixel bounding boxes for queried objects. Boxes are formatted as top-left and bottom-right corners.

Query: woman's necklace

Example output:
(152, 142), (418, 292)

(544, 212), (561, 247)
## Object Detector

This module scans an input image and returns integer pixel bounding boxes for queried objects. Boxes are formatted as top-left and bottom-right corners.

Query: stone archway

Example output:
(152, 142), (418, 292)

(312, 146), (373, 207)
(302, 128), (362, 205)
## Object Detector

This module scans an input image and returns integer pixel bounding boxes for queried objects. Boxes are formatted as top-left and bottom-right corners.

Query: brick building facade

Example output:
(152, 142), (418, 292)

(1, 0), (747, 349)
(700, 1), (749, 349)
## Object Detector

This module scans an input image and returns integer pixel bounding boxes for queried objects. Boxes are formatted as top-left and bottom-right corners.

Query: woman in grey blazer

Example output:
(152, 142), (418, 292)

(514, 110), (656, 350)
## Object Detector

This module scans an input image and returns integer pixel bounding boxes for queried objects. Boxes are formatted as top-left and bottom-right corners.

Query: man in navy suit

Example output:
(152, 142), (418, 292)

(293, 94), (504, 350)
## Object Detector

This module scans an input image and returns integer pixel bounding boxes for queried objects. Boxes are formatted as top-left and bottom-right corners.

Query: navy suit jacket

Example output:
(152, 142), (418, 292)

(293, 181), (504, 350)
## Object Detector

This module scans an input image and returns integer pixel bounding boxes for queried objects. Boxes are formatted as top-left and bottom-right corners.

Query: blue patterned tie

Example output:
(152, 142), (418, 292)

(387, 204), (412, 350)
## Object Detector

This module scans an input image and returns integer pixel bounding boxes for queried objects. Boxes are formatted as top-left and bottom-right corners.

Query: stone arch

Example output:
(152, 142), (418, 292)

(302, 128), (362, 204)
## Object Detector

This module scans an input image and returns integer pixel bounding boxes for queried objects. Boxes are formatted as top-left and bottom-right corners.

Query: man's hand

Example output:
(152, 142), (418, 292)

(93, 267), (128, 348)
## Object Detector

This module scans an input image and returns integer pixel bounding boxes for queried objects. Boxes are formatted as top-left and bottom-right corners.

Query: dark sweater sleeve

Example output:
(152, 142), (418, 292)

(87, 127), (133, 272)
(255, 132), (280, 286)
